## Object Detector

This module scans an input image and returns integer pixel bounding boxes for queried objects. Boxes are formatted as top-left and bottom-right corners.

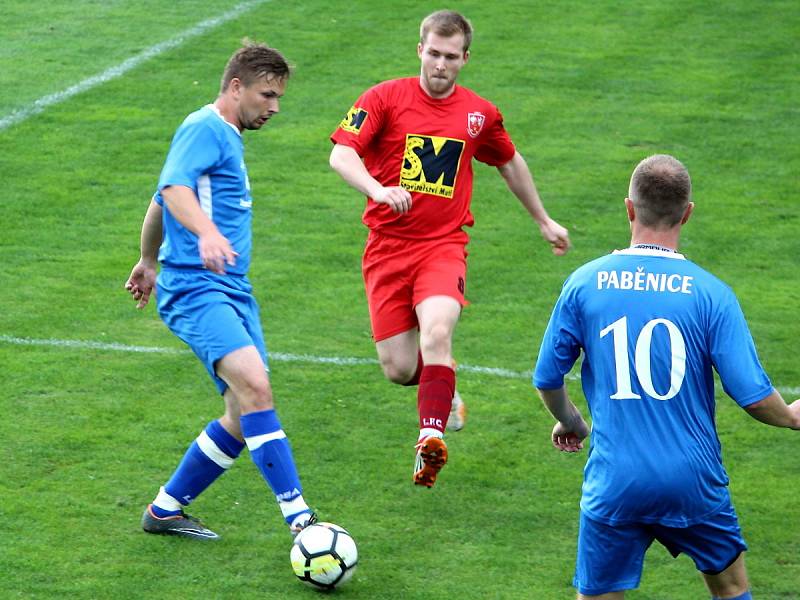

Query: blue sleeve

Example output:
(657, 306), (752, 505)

(533, 282), (583, 389)
(158, 119), (221, 191)
(710, 292), (773, 407)
(152, 191), (163, 206)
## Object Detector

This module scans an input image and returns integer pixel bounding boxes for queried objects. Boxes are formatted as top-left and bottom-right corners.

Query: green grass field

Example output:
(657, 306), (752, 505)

(1, 1), (798, 598)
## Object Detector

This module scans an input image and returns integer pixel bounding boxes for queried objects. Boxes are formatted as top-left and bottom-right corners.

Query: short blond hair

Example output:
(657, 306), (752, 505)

(419, 10), (473, 52)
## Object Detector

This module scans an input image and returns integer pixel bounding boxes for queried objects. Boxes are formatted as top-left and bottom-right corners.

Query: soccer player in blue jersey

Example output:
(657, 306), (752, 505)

(534, 154), (800, 599)
(124, 42), (316, 540)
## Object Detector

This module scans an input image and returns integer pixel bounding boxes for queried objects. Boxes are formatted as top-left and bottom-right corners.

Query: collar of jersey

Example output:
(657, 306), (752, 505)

(206, 103), (241, 137)
(613, 247), (686, 260)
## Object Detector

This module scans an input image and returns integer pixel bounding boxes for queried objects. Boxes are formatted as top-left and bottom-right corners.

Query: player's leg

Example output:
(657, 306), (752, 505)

(416, 294), (461, 432)
(407, 236), (470, 486)
(702, 554), (750, 599)
(410, 295), (461, 487)
(362, 231), (425, 384)
(375, 328), (421, 384)
(219, 284), (315, 534)
(219, 386), (242, 439)
(142, 273), (248, 540)
(414, 236), (469, 436)
(141, 408), (245, 540)
(374, 328), (465, 431)
(152, 390), (245, 515)
(142, 413), (246, 524)
(216, 345), (315, 533)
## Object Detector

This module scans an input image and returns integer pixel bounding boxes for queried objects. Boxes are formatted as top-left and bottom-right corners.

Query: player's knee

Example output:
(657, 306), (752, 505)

(419, 323), (452, 357)
(705, 572), (749, 598)
(233, 377), (274, 412)
(379, 356), (417, 384)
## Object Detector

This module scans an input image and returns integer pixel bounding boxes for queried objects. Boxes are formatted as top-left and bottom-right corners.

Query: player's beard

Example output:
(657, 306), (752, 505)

(424, 71), (456, 97)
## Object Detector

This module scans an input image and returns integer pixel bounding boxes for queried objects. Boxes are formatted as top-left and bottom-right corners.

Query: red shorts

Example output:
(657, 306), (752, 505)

(362, 230), (469, 342)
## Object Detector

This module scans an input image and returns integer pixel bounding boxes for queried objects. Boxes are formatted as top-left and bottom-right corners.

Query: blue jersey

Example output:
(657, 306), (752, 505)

(157, 104), (253, 276)
(534, 247), (772, 527)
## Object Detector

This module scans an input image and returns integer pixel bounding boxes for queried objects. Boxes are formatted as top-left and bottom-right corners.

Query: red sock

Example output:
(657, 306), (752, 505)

(402, 350), (424, 386)
(417, 365), (455, 435)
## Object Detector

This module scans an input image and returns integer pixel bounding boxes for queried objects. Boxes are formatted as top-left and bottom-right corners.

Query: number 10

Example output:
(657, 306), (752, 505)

(599, 316), (686, 400)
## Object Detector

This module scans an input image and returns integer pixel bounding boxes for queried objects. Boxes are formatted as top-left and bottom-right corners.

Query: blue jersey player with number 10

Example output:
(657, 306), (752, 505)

(534, 155), (800, 599)
(125, 42), (317, 540)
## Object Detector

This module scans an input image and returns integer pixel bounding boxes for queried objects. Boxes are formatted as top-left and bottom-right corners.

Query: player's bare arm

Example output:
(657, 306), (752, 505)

(538, 385), (591, 452)
(161, 184), (238, 274)
(744, 389), (800, 429)
(329, 143), (412, 214)
(497, 151), (571, 256)
(125, 198), (162, 309)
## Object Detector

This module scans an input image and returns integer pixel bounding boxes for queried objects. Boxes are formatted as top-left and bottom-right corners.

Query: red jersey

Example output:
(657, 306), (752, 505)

(331, 77), (516, 240)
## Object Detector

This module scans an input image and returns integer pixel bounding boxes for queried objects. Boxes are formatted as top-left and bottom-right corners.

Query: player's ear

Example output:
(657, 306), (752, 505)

(624, 197), (635, 222)
(680, 201), (694, 225)
(417, 42), (424, 58)
(463, 49), (470, 63)
(229, 77), (243, 98)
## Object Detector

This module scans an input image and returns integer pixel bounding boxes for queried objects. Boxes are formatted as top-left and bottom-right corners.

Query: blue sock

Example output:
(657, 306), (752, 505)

(151, 420), (244, 517)
(712, 592), (752, 600)
(240, 409), (309, 525)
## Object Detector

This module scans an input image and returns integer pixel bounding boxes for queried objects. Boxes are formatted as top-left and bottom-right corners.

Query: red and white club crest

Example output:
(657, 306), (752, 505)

(467, 111), (485, 138)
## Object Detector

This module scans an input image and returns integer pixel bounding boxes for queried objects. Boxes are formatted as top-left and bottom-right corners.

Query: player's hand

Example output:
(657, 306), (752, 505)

(124, 260), (158, 309)
(539, 217), (571, 256)
(373, 186), (413, 214)
(198, 231), (238, 274)
(551, 417), (590, 452)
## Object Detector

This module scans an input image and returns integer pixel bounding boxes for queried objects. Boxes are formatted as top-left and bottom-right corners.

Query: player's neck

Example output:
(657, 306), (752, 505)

(213, 97), (242, 131)
(630, 230), (680, 252)
(631, 221), (681, 252)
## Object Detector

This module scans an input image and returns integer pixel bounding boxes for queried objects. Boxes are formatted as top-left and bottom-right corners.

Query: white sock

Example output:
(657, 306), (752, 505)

(418, 428), (444, 442)
(153, 486), (182, 512)
(280, 494), (310, 522)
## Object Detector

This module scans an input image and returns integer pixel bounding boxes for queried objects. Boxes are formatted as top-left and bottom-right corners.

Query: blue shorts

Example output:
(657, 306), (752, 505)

(157, 268), (269, 394)
(574, 503), (748, 595)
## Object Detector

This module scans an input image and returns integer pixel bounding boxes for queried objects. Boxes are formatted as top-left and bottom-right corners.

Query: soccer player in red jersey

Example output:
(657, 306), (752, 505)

(329, 10), (570, 487)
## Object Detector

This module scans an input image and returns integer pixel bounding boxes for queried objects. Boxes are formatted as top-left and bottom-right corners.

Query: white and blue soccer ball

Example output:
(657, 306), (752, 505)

(290, 522), (358, 590)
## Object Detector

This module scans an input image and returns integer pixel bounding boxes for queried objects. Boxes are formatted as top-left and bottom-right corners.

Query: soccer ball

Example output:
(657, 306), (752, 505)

(290, 522), (358, 590)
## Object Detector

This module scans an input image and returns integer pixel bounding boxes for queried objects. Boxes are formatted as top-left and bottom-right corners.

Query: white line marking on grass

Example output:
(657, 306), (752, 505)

(0, 0), (270, 132)
(0, 334), (533, 378)
(0, 334), (187, 355)
(3, 334), (795, 395)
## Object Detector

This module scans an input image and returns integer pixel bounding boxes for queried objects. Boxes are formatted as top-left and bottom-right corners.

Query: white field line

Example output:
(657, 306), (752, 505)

(2, 334), (797, 396)
(0, 0), (270, 132)
(0, 334), (536, 378)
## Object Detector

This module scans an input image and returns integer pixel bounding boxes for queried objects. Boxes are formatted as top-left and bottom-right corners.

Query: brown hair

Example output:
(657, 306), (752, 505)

(629, 154), (692, 228)
(419, 10), (473, 52)
(220, 41), (290, 92)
